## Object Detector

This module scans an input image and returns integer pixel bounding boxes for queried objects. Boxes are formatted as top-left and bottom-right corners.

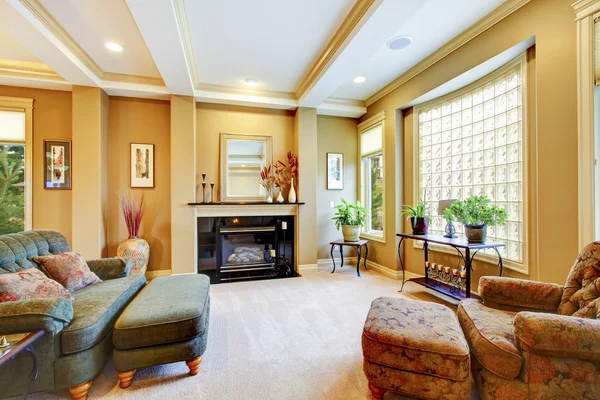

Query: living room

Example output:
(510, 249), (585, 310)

(0, 0), (598, 399)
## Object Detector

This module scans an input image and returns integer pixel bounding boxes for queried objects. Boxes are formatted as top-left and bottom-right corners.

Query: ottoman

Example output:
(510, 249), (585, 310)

(362, 297), (471, 400)
(112, 274), (210, 388)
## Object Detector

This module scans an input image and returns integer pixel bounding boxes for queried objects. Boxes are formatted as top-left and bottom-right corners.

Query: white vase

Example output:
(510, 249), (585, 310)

(276, 191), (284, 203)
(288, 178), (297, 203)
(267, 195), (273, 203)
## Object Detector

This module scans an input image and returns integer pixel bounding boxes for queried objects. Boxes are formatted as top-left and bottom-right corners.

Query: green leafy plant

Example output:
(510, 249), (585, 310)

(0, 145), (25, 235)
(446, 195), (508, 227)
(400, 200), (428, 224)
(332, 198), (369, 230)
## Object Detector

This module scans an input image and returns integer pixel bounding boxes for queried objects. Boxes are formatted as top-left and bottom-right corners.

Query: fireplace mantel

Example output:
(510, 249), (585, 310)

(191, 203), (302, 217)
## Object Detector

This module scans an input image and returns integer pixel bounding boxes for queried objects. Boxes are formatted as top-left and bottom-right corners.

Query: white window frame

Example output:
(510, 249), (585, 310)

(0, 97), (33, 231)
(413, 54), (529, 274)
(358, 111), (385, 243)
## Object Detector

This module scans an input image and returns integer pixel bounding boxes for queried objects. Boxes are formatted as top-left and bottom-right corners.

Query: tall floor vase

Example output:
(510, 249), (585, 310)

(117, 236), (150, 275)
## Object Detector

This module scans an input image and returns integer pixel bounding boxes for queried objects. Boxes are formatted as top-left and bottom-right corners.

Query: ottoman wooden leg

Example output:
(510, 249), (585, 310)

(186, 356), (202, 376)
(68, 380), (92, 400)
(368, 382), (386, 400)
(116, 369), (136, 389)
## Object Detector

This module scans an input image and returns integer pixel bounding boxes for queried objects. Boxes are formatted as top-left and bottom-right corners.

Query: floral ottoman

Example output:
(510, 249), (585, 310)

(362, 297), (471, 400)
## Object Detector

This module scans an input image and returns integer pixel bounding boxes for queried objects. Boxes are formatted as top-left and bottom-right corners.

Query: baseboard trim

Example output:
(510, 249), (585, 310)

(145, 269), (171, 280)
(315, 257), (423, 281)
(297, 263), (319, 273)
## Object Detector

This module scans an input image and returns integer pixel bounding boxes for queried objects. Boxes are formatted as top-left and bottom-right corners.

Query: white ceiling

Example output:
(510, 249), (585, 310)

(332, 0), (507, 100)
(0, 28), (40, 63)
(184, 0), (356, 92)
(0, 0), (523, 117)
(38, 0), (160, 78)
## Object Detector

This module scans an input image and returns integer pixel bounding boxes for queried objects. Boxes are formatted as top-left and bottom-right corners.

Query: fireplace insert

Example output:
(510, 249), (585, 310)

(197, 216), (295, 283)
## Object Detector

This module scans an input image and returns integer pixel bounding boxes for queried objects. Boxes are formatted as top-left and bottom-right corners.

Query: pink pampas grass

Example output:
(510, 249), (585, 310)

(118, 191), (145, 238)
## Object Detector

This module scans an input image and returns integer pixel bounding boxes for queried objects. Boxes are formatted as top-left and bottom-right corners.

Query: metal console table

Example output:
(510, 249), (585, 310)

(396, 233), (505, 300)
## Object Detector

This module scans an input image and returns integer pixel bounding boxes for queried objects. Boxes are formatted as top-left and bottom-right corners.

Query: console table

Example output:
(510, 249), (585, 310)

(396, 233), (505, 300)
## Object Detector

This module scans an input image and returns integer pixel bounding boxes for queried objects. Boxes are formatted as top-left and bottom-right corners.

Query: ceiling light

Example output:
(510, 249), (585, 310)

(244, 78), (258, 87)
(353, 76), (366, 84)
(386, 35), (412, 50)
(105, 42), (123, 52)
(241, 164), (246, 167)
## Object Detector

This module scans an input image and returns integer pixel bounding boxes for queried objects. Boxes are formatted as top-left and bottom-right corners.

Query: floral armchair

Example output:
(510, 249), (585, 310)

(457, 242), (600, 400)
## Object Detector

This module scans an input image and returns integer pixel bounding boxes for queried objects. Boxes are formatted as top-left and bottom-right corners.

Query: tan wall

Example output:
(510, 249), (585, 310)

(0, 86), (72, 243)
(195, 103), (295, 201)
(361, 0), (577, 285)
(317, 115), (358, 259)
(108, 97), (171, 272)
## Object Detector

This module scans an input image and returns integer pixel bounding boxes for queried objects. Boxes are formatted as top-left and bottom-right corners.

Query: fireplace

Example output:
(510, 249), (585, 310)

(197, 216), (295, 283)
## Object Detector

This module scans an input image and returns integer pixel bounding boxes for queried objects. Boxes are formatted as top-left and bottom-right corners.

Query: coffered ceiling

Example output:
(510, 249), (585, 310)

(0, 0), (528, 117)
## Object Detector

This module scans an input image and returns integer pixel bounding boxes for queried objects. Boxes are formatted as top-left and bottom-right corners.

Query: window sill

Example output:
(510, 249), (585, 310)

(360, 232), (386, 244)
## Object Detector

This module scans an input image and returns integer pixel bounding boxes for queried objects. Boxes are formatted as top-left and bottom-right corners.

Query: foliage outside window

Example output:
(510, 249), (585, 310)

(0, 109), (26, 235)
(359, 117), (384, 240)
(416, 57), (525, 264)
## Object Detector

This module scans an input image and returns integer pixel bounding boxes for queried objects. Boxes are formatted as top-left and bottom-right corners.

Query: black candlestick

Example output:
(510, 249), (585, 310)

(201, 182), (206, 204)
(210, 183), (215, 203)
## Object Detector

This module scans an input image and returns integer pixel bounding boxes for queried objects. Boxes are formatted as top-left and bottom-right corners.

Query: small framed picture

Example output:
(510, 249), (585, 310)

(44, 140), (71, 190)
(327, 152), (343, 190)
(130, 143), (155, 188)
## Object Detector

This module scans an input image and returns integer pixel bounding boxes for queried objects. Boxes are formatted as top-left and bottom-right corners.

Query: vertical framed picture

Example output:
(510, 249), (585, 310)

(44, 140), (71, 190)
(327, 152), (343, 190)
(130, 143), (155, 188)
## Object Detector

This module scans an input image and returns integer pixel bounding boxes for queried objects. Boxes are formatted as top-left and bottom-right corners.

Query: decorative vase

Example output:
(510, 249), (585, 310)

(465, 224), (487, 243)
(276, 190), (284, 203)
(267, 195), (273, 203)
(410, 217), (429, 235)
(288, 177), (297, 203)
(341, 225), (361, 242)
(117, 236), (150, 275)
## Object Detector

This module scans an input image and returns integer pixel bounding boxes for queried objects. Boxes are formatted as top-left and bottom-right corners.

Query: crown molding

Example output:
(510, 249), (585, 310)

(18, 0), (103, 80)
(295, 0), (380, 100)
(196, 83), (296, 100)
(0, 59), (65, 81)
(365, 0), (532, 107)
(102, 72), (165, 87)
(317, 97), (366, 118)
(573, 0), (600, 20)
(173, 0), (199, 88)
(195, 83), (297, 110)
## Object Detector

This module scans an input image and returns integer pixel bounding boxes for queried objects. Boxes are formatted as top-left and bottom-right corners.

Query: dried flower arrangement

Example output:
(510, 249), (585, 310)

(118, 191), (145, 238)
(259, 165), (274, 193)
(273, 151), (299, 188)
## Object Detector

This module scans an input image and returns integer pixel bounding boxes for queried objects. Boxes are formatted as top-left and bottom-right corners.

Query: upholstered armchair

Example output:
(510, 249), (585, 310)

(458, 242), (600, 400)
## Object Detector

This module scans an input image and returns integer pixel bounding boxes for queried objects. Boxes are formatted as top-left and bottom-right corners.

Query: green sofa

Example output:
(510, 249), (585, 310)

(0, 230), (146, 399)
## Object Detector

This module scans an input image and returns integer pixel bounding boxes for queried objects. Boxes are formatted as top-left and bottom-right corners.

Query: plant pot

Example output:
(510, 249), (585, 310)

(342, 225), (361, 242)
(465, 225), (487, 243)
(117, 236), (150, 275)
(410, 217), (429, 235)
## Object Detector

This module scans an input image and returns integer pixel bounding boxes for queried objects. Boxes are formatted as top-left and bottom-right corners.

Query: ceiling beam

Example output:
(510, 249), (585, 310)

(125, 0), (195, 96)
(295, 0), (382, 107)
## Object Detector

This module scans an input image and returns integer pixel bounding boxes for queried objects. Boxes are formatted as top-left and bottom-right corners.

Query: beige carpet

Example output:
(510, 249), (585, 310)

(22, 267), (473, 400)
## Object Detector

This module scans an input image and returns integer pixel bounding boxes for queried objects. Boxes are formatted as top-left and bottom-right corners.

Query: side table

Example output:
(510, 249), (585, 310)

(0, 330), (44, 399)
(329, 239), (369, 277)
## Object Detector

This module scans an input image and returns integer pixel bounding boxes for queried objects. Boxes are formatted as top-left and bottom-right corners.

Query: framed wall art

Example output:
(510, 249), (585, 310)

(130, 143), (155, 188)
(44, 140), (71, 190)
(327, 152), (343, 190)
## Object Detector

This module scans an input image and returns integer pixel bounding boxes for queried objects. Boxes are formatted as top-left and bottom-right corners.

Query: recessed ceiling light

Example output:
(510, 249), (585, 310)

(387, 35), (412, 50)
(353, 76), (366, 84)
(244, 78), (258, 87)
(105, 42), (123, 52)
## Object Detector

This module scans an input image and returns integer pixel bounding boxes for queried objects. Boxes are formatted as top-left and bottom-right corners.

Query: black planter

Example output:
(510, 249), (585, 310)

(410, 217), (429, 235)
(465, 224), (487, 243)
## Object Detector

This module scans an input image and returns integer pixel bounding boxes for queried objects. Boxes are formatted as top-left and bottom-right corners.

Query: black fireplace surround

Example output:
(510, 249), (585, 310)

(197, 216), (295, 284)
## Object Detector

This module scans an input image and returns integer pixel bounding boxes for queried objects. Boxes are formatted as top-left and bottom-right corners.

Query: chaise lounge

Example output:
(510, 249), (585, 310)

(0, 230), (146, 399)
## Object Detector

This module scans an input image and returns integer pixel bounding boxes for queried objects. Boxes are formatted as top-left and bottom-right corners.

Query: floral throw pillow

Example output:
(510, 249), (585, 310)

(33, 252), (102, 292)
(0, 268), (73, 303)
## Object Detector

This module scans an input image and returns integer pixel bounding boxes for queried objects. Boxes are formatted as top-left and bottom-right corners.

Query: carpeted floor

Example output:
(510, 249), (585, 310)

(21, 267), (473, 400)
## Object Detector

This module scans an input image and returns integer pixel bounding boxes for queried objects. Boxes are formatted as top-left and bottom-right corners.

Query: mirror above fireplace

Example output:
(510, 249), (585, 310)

(219, 133), (272, 202)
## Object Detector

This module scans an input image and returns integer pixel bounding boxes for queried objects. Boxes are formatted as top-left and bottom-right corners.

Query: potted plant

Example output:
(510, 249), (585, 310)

(445, 195), (508, 243)
(332, 198), (368, 242)
(401, 200), (429, 235)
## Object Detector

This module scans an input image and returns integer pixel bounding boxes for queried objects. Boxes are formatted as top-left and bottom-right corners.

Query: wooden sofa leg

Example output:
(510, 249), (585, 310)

(116, 369), (136, 389)
(186, 356), (202, 376)
(68, 380), (92, 400)
(368, 382), (386, 400)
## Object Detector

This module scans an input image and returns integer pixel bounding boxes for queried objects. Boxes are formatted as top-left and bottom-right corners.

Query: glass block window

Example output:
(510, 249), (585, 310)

(417, 62), (524, 264)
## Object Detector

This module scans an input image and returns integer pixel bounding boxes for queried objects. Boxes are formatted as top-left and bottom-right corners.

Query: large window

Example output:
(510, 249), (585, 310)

(359, 113), (385, 240)
(0, 106), (30, 234)
(416, 56), (526, 265)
